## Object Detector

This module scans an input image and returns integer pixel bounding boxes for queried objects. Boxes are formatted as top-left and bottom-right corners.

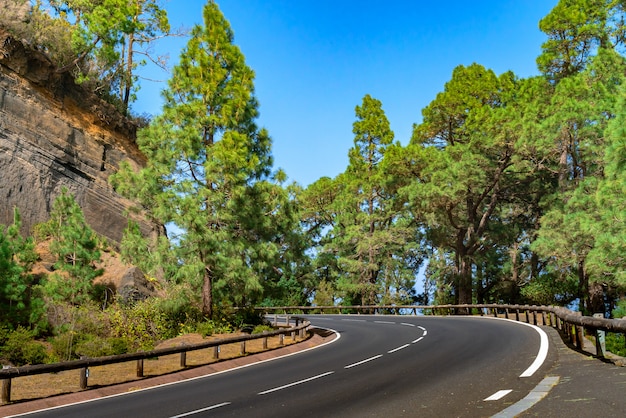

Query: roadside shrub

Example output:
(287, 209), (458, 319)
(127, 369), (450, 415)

(108, 299), (175, 350)
(49, 331), (82, 362)
(252, 324), (274, 334)
(74, 335), (129, 358)
(606, 333), (626, 357)
(0, 327), (48, 365)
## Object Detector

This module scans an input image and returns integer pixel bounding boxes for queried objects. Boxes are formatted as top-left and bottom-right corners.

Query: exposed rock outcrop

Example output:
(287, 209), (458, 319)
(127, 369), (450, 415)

(0, 29), (155, 245)
(117, 266), (157, 304)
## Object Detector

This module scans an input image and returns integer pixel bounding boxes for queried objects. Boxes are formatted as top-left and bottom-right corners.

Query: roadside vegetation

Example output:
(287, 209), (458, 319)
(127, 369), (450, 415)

(2, 0), (626, 365)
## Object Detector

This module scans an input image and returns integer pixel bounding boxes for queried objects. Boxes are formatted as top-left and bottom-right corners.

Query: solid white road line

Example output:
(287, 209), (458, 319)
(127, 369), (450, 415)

(258, 371), (335, 395)
(387, 344), (410, 354)
(170, 402), (231, 417)
(480, 316), (549, 378)
(344, 355), (383, 369)
(484, 390), (512, 401)
(519, 324), (549, 378)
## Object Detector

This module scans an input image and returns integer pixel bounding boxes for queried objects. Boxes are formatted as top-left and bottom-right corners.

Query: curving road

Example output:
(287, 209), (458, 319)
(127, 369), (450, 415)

(10, 315), (552, 418)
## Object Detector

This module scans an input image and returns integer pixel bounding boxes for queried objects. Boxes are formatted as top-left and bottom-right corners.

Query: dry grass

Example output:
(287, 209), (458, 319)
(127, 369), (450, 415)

(8, 332), (304, 402)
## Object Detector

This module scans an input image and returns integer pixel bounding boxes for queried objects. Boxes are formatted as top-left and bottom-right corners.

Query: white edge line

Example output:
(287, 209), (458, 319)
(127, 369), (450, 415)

(470, 316), (549, 378)
(387, 344), (410, 354)
(484, 389), (512, 401)
(5, 326), (342, 418)
(170, 402), (231, 418)
(344, 354), (383, 369)
(258, 371), (334, 395)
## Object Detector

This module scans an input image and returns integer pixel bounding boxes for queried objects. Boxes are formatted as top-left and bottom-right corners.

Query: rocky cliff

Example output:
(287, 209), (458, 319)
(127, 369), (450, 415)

(0, 29), (154, 244)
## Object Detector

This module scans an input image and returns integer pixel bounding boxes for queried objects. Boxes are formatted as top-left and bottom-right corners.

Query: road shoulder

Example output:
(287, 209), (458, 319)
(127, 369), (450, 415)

(0, 327), (336, 417)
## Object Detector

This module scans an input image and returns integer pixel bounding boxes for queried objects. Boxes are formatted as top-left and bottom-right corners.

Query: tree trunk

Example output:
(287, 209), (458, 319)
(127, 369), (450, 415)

(588, 282), (605, 315)
(577, 259), (587, 314)
(202, 267), (213, 319)
(457, 256), (473, 314)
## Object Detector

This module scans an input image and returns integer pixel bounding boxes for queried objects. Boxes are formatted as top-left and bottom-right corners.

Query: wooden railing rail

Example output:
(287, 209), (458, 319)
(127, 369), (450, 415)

(258, 304), (626, 360)
(0, 318), (309, 404)
(258, 304), (626, 330)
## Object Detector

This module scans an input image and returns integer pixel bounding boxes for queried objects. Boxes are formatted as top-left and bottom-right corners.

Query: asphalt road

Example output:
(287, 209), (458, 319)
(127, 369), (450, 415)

(10, 315), (552, 418)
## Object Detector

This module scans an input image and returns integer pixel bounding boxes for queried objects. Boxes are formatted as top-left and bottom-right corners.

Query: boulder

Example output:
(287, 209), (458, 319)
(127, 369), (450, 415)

(117, 267), (156, 304)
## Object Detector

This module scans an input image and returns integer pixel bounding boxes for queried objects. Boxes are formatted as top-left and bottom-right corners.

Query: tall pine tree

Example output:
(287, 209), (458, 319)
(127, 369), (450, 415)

(113, 1), (278, 318)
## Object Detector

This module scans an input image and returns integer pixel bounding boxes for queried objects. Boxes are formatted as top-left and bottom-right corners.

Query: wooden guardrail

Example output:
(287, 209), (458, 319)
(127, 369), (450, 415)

(259, 304), (626, 360)
(0, 317), (309, 404)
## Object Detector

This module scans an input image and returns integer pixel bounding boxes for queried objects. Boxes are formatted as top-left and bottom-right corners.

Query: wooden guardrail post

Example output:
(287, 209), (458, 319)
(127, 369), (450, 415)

(593, 314), (606, 358)
(240, 341), (246, 355)
(279, 334), (284, 346)
(213, 345), (219, 360)
(79, 357), (88, 390)
(575, 325), (584, 349)
(1, 374), (11, 405)
(136, 359), (144, 377)
(525, 310), (530, 323)
(180, 351), (187, 368)
(515, 309), (520, 322)
(263, 336), (268, 349)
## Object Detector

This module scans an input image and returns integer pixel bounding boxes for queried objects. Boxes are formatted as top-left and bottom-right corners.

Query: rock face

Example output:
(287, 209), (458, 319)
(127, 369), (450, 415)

(0, 29), (155, 244)
(117, 266), (157, 304)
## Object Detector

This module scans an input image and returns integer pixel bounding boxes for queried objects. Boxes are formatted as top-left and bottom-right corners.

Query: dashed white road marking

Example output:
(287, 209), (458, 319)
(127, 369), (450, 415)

(388, 344), (410, 354)
(345, 355), (383, 369)
(401, 322), (415, 327)
(412, 336), (424, 344)
(170, 402), (231, 417)
(374, 320), (396, 324)
(258, 371), (335, 395)
(341, 318), (366, 322)
(484, 390), (512, 401)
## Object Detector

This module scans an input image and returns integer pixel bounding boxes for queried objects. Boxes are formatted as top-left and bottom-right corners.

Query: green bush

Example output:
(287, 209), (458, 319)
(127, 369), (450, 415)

(49, 332), (81, 362)
(606, 332), (626, 357)
(252, 324), (274, 334)
(0, 327), (48, 366)
(75, 335), (129, 358)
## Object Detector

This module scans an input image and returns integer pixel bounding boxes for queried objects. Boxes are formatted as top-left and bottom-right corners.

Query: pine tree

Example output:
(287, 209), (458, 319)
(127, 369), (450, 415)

(113, 1), (281, 318)
(40, 188), (103, 305)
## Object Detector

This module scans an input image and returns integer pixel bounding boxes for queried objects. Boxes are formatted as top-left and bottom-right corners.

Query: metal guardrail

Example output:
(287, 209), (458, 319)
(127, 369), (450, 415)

(0, 317), (309, 404)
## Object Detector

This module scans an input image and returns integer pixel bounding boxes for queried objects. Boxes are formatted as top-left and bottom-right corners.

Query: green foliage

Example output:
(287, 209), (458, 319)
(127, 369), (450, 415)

(0, 326), (48, 366)
(0, 208), (42, 329)
(252, 324), (273, 334)
(111, 1), (307, 319)
(74, 335), (129, 358)
(605, 332), (626, 357)
(108, 299), (176, 351)
(0, 1), (172, 112)
(37, 188), (103, 306)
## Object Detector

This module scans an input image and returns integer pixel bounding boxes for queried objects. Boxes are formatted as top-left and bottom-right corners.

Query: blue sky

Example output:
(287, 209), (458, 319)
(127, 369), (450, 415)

(134, 0), (558, 187)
